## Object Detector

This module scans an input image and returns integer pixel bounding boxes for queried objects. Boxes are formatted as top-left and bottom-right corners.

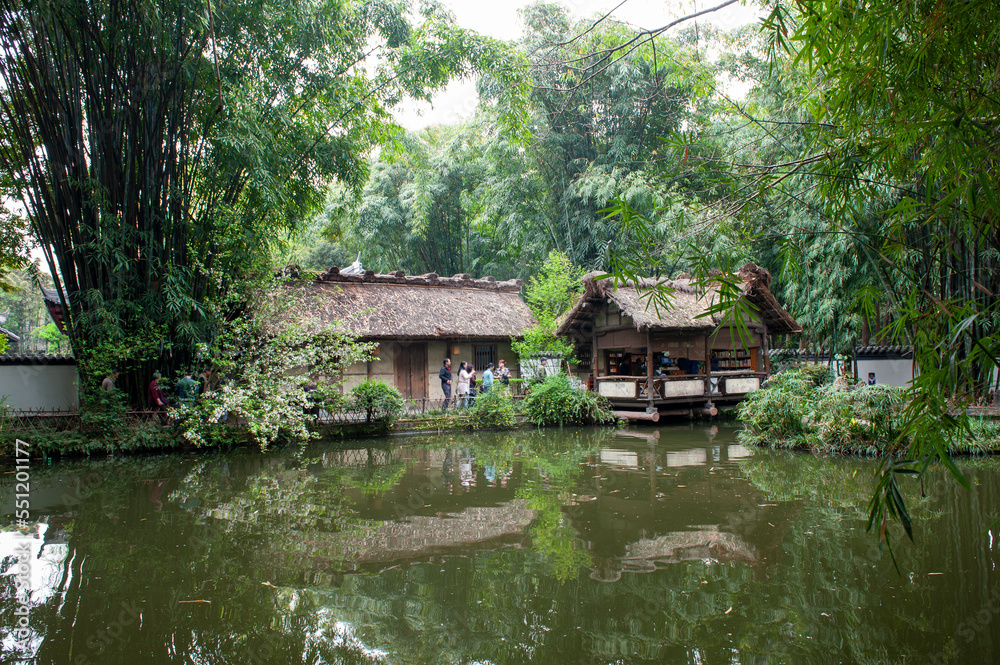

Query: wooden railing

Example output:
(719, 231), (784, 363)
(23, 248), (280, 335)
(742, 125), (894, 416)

(594, 372), (767, 400)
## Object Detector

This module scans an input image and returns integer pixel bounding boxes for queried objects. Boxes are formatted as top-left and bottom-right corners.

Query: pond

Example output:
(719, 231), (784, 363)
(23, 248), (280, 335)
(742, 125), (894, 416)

(1, 425), (999, 664)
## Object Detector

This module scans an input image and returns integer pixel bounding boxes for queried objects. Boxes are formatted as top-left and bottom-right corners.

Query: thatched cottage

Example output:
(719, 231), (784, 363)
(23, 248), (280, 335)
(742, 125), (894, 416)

(293, 268), (536, 400)
(556, 264), (801, 420)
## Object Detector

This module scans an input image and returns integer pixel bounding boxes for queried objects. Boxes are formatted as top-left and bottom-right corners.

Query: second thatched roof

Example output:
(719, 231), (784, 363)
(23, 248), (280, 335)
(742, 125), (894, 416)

(556, 264), (802, 336)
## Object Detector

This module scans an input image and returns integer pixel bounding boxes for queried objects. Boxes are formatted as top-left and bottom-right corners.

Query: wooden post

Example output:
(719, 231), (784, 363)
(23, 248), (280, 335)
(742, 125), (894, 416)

(705, 333), (712, 397)
(761, 324), (771, 376)
(646, 329), (654, 410)
(592, 323), (598, 378)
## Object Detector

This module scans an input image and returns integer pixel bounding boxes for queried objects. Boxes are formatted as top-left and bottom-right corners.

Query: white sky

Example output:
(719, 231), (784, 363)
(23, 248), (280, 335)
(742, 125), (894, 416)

(393, 0), (763, 130)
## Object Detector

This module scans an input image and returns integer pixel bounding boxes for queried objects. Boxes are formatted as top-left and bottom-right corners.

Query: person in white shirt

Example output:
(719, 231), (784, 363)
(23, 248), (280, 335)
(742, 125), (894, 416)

(457, 361), (472, 408)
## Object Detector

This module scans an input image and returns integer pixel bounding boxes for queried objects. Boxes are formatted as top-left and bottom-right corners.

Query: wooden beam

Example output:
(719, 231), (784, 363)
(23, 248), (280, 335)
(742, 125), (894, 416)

(761, 322), (771, 376)
(614, 410), (660, 422)
(705, 332), (712, 401)
(646, 329), (654, 409)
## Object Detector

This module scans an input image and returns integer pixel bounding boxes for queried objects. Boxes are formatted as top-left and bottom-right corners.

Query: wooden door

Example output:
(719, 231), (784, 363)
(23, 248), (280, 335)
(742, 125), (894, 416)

(394, 342), (427, 399)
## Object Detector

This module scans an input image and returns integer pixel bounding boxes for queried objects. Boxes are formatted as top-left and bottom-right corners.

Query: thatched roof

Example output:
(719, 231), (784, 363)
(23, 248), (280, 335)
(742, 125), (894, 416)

(556, 264), (801, 336)
(286, 268), (537, 339)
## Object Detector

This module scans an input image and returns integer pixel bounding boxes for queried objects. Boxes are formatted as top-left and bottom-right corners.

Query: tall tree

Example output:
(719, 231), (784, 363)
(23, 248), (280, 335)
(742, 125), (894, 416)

(0, 0), (527, 403)
(760, 0), (1000, 547)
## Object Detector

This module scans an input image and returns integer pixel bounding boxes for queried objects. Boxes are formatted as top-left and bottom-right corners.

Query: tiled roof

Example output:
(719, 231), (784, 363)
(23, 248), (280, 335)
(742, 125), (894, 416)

(769, 346), (913, 358)
(0, 353), (76, 365)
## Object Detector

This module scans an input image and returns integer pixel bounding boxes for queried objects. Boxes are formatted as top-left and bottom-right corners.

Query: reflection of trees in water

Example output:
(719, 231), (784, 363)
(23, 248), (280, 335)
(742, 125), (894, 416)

(0, 456), (394, 664)
(736, 451), (1000, 663)
(6, 434), (998, 664)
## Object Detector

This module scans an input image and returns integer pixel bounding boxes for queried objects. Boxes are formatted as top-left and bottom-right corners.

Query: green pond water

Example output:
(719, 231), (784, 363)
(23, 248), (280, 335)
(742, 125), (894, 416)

(1, 425), (999, 664)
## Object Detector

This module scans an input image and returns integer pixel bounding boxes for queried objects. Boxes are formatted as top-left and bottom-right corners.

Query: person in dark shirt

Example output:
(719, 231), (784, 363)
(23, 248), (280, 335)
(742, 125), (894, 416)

(439, 358), (453, 410)
(148, 371), (168, 425)
(176, 371), (200, 407)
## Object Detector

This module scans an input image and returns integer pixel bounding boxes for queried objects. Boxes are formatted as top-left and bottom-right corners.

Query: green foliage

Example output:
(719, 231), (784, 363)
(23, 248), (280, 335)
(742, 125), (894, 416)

(31, 321), (69, 354)
(174, 278), (375, 449)
(739, 366), (912, 455)
(78, 386), (130, 438)
(521, 374), (614, 427)
(752, 0), (1000, 550)
(350, 379), (405, 425)
(303, 3), (717, 277)
(524, 250), (583, 319)
(468, 387), (516, 429)
(511, 314), (576, 367)
(0, 0), (528, 404)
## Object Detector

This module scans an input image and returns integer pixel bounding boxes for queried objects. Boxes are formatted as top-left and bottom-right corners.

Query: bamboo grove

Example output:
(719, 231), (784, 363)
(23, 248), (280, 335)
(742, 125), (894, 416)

(0, 0), (528, 403)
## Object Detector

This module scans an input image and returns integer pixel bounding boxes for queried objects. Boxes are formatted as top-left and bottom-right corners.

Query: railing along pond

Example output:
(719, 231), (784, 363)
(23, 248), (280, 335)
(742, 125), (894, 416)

(0, 393), (524, 431)
(594, 372), (767, 400)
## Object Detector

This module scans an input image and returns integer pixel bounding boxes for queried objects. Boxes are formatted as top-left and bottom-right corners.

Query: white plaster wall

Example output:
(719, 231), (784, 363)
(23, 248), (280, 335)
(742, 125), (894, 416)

(833, 358), (916, 387)
(856, 359), (916, 387)
(427, 341), (450, 401)
(369, 343), (394, 380)
(0, 364), (79, 411)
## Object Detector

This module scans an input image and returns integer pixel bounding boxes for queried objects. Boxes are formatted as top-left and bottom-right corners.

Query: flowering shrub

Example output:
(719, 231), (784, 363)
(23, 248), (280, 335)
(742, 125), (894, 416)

(173, 279), (374, 449)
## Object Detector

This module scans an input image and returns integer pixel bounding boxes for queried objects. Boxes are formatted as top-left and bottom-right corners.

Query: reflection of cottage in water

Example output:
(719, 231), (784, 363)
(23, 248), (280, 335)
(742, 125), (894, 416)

(168, 437), (795, 581)
(568, 433), (795, 582)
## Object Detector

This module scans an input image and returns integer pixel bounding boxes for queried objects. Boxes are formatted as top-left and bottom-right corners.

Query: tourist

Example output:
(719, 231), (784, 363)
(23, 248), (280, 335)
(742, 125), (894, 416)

(867, 371), (877, 386)
(457, 361), (471, 408)
(481, 363), (495, 394)
(147, 371), (168, 425)
(198, 368), (215, 394)
(176, 371), (200, 407)
(496, 359), (510, 386)
(535, 358), (548, 383)
(468, 364), (477, 407)
(101, 369), (119, 392)
(439, 358), (453, 410)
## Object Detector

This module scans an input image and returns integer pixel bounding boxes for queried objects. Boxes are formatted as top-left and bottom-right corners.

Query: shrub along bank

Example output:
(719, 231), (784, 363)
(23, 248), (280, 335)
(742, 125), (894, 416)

(738, 365), (1000, 455)
(2, 375), (617, 459)
(521, 374), (616, 427)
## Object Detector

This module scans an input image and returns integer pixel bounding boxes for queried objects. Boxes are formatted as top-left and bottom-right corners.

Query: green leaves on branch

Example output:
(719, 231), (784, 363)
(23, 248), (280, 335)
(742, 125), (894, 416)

(351, 379), (404, 425)
(522, 374), (614, 427)
(173, 278), (375, 449)
(469, 387), (517, 429)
